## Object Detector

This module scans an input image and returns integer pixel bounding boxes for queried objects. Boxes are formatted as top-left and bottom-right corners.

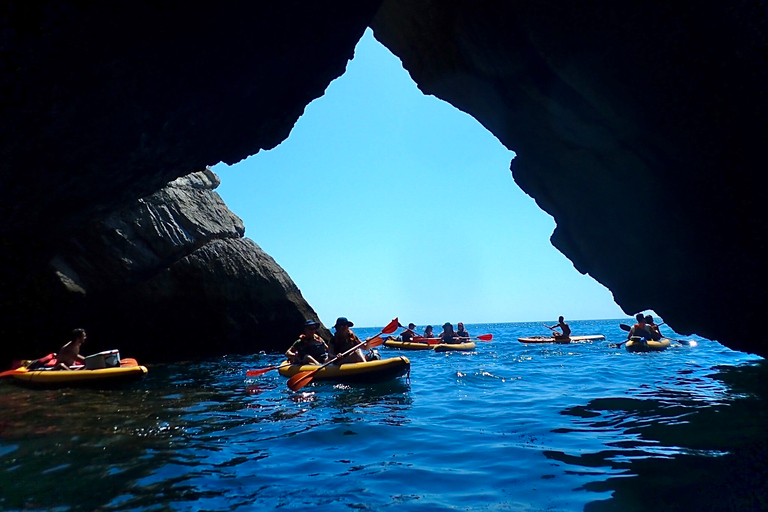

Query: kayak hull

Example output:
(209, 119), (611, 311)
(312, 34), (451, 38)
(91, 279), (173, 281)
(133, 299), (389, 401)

(278, 356), (410, 384)
(626, 338), (671, 352)
(384, 339), (434, 351)
(10, 364), (148, 388)
(433, 341), (476, 352)
(518, 335), (606, 344)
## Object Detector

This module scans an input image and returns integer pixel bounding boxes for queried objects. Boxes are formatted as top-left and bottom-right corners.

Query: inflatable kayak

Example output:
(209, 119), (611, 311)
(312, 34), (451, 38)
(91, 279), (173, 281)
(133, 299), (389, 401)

(625, 338), (671, 352)
(9, 359), (147, 388)
(518, 335), (606, 344)
(433, 341), (476, 352)
(384, 339), (434, 350)
(278, 356), (410, 384)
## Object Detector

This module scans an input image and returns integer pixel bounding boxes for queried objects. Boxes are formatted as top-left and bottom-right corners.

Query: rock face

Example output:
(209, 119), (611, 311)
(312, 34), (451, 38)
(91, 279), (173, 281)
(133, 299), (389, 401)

(0, 1), (766, 360)
(39, 169), (327, 362)
(0, 1), (379, 363)
(372, 0), (767, 355)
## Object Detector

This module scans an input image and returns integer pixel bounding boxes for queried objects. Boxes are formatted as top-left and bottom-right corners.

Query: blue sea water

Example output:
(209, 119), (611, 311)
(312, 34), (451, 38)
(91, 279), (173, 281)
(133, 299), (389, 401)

(0, 319), (766, 511)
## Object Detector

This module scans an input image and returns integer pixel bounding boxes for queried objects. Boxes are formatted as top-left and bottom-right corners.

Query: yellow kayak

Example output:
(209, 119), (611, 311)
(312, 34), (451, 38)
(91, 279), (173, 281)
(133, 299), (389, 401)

(277, 356), (410, 384)
(625, 338), (671, 352)
(10, 363), (148, 388)
(433, 341), (476, 352)
(384, 339), (434, 351)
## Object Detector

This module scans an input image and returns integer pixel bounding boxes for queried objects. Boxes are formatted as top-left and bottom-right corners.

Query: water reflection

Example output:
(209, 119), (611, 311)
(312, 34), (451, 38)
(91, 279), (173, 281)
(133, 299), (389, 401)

(548, 360), (768, 511)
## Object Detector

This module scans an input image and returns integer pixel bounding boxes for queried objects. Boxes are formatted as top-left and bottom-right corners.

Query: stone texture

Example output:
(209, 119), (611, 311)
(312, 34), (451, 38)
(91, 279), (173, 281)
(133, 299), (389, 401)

(372, 0), (767, 355)
(0, 1), (379, 363)
(0, 0), (766, 361)
(32, 169), (328, 362)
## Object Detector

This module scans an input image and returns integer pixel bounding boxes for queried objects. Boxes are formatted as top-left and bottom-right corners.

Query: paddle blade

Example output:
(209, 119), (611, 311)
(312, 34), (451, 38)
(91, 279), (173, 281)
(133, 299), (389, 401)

(619, 324), (632, 331)
(382, 318), (399, 335)
(0, 368), (25, 378)
(246, 366), (276, 377)
(367, 336), (385, 349)
(477, 334), (493, 341)
(426, 338), (441, 345)
(287, 370), (315, 391)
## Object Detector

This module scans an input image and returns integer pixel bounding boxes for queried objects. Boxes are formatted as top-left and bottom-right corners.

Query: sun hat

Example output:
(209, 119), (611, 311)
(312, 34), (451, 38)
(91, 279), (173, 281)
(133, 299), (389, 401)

(443, 322), (452, 328)
(334, 317), (354, 328)
(304, 319), (320, 328)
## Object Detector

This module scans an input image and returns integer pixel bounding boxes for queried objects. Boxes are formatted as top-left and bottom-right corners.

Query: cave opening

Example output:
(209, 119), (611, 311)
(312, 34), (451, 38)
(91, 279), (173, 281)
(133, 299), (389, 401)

(212, 29), (624, 327)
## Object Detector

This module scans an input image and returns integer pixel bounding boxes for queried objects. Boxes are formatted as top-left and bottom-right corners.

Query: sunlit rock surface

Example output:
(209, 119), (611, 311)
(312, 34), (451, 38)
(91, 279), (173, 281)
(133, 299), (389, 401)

(43, 169), (326, 361)
(372, 0), (767, 355)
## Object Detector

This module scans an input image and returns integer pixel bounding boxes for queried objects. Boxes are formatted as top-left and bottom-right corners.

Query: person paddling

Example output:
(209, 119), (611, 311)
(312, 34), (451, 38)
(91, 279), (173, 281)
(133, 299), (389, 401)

(329, 317), (367, 364)
(56, 328), (87, 370)
(401, 323), (417, 342)
(644, 315), (662, 341)
(548, 316), (571, 342)
(439, 322), (458, 344)
(285, 319), (328, 365)
(627, 313), (652, 343)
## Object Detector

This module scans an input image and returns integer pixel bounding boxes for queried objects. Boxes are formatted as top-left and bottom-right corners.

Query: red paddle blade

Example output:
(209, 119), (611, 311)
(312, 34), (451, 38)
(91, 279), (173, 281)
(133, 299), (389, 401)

(366, 336), (385, 349)
(477, 334), (493, 341)
(382, 318), (399, 335)
(246, 366), (276, 377)
(0, 368), (25, 378)
(287, 370), (314, 391)
(426, 338), (441, 345)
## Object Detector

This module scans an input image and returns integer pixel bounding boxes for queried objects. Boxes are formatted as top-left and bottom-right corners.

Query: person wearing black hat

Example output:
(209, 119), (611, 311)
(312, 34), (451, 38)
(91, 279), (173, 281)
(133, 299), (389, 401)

(439, 322), (458, 344)
(401, 322), (417, 342)
(286, 319), (328, 365)
(329, 317), (366, 363)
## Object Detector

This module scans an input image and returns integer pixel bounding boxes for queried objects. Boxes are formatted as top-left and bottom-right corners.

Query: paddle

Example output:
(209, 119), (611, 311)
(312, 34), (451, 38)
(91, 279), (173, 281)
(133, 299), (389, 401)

(246, 363), (293, 377)
(0, 368), (26, 378)
(286, 318), (400, 392)
(428, 334), (493, 345)
(617, 323), (690, 345)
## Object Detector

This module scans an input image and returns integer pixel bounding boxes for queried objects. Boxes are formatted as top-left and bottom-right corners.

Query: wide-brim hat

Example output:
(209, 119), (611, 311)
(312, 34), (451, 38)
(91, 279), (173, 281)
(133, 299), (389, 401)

(443, 322), (452, 328)
(334, 317), (354, 328)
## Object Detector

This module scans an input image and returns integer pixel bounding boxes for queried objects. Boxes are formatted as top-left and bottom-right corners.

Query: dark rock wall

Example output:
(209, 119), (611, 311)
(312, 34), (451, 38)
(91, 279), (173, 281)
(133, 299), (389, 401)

(1, 0), (766, 360)
(0, 1), (380, 362)
(372, 0), (767, 355)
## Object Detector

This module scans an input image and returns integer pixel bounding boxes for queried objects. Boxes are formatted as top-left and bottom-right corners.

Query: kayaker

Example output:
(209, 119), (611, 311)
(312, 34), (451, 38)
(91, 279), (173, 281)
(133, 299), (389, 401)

(329, 317), (367, 364)
(548, 316), (571, 341)
(439, 322), (458, 343)
(627, 313), (651, 342)
(422, 325), (435, 340)
(644, 315), (662, 341)
(456, 322), (470, 339)
(286, 319), (329, 365)
(56, 328), (87, 370)
(401, 323), (417, 342)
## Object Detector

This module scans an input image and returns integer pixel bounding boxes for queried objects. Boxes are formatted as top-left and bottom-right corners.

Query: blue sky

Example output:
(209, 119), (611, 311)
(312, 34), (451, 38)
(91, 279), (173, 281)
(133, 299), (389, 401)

(213, 29), (626, 328)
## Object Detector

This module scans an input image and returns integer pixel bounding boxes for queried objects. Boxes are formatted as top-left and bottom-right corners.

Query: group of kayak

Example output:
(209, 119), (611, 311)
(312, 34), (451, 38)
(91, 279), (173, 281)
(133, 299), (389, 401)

(1, 315), (693, 391)
(269, 318), (491, 391)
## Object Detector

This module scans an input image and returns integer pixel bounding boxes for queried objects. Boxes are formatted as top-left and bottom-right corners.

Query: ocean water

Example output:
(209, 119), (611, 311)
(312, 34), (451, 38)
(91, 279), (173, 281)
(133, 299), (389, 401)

(0, 319), (766, 512)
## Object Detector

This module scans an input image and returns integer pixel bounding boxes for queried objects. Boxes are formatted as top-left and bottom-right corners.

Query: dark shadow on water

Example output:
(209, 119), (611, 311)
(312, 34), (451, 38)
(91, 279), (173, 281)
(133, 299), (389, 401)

(546, 360), (768, 512)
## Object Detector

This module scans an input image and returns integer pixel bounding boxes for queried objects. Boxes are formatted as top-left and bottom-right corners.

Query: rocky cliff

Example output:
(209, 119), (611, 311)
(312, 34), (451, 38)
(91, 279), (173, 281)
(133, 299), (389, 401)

(372, 0), (767, 354)
(40, 169), (327, 362)
(1, 1), (766, 361)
